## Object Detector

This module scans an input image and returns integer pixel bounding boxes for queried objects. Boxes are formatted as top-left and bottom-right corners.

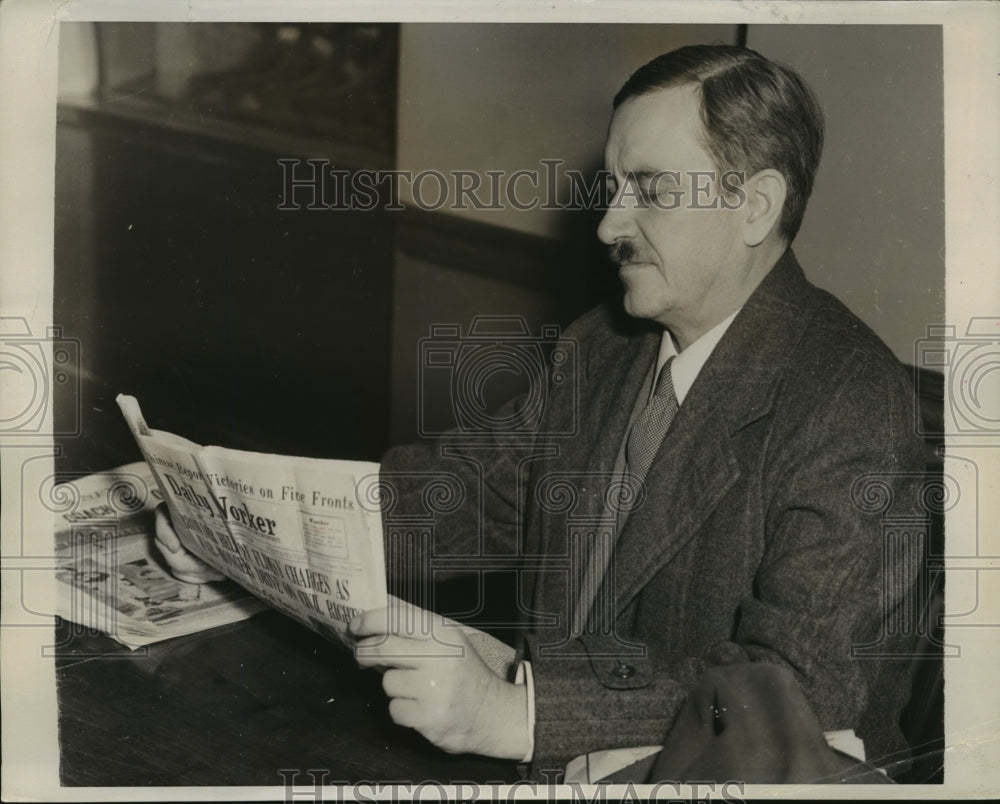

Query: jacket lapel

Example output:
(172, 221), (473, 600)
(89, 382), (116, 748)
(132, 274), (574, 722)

(610, 250), (818, 614)
(613, 404), (740, 612)
(531, 316), (658, 618)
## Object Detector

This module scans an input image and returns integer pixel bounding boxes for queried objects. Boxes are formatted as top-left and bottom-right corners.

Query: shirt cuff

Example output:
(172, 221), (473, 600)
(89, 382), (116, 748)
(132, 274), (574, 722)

(513, 660), (536, 763)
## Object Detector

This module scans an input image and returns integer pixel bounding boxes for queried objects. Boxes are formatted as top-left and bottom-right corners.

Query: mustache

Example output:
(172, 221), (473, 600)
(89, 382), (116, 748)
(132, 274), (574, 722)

(609, 240), (639, 265)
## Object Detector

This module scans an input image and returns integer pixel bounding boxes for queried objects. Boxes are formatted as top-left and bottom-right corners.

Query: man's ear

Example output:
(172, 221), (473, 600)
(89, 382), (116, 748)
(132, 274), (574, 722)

(741, 169), (787, 247)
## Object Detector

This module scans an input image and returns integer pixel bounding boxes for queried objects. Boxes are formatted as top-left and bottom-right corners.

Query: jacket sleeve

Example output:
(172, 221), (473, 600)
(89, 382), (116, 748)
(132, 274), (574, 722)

(379, 391), (538, 590)
(378, 307), (601, 591)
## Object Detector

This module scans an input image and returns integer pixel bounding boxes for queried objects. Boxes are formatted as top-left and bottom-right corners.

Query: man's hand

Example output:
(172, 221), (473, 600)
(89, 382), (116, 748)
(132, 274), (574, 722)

(350, 598), (530, 760)
(153, 502), (225, 584)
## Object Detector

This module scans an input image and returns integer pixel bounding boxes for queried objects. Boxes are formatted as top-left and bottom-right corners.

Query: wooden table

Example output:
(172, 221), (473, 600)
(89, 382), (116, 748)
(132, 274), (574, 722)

(55, 611), (522, 787)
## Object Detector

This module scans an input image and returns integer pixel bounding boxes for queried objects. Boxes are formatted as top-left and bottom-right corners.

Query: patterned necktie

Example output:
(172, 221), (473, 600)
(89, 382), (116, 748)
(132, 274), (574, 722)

(571, 356), (680, 636)
(626, 356), (679, 483)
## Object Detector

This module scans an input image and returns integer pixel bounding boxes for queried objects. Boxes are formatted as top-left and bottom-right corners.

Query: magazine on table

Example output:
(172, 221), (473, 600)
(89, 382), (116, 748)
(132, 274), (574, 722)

(53, 461), (266, 650)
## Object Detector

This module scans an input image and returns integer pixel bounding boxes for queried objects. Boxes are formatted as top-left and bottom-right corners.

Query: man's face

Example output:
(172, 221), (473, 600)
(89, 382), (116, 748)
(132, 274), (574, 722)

(598, 84), (749, 345)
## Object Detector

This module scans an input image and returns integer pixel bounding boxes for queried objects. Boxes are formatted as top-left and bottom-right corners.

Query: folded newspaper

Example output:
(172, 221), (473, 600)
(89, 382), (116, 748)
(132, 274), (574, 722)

(53, 461), (267, 649)
(116, 394), (516, 677)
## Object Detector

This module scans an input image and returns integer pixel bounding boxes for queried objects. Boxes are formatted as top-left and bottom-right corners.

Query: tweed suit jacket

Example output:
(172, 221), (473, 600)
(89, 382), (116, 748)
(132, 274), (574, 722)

(380, 250), (926, 778)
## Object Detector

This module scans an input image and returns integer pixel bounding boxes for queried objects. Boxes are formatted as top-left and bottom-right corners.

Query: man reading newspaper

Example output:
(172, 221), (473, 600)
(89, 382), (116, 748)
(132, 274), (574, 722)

(155, 45), (925, 782)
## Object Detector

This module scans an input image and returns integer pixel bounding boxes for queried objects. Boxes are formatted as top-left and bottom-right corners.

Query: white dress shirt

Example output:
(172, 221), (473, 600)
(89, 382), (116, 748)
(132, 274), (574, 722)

(654, 309), (739, 406)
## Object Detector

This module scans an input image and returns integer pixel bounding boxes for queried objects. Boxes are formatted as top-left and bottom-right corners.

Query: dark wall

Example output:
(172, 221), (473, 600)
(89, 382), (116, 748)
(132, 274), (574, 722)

(54, 106), (395, 475)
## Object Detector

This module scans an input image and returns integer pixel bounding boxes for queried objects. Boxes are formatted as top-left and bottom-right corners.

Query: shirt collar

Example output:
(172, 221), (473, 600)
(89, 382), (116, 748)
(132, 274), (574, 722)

(655, 310), (740, 406)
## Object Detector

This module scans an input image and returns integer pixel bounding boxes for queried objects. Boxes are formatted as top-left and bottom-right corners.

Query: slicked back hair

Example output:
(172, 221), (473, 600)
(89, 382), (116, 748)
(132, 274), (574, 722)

(614, 44), (824, 243)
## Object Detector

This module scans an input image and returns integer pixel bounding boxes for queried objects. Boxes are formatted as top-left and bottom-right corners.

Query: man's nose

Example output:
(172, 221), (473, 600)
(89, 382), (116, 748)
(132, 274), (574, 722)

(597, 195), (636, 245)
